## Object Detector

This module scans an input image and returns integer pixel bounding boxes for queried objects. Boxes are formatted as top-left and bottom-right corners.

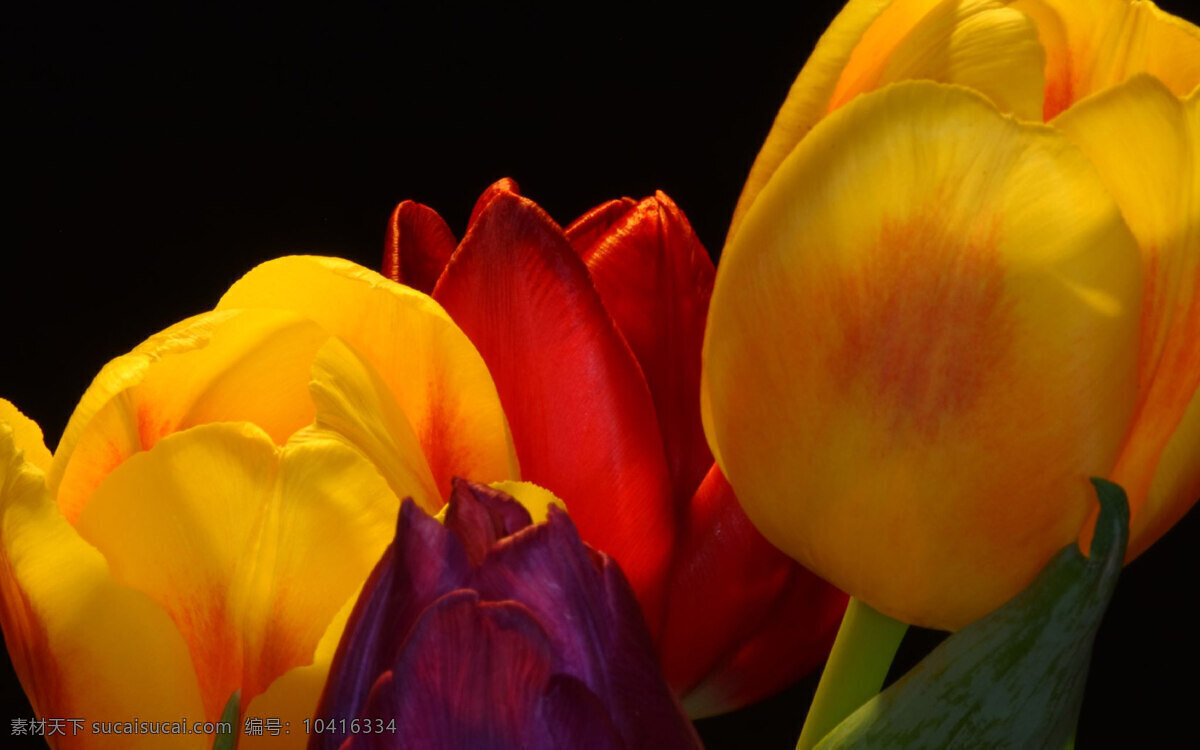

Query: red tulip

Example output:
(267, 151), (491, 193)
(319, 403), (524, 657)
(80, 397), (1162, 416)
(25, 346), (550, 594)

(382, 179), (847, 716)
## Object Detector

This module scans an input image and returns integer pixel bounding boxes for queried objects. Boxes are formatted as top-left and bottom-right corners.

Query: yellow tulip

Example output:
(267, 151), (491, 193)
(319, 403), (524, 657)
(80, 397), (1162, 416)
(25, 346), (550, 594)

(0, 256), (518, 748)
(704, 0), (1198, 631)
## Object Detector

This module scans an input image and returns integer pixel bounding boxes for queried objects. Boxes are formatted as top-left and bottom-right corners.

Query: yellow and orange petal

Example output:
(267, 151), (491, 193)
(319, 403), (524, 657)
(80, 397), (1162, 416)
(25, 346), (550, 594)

(48, 309), (328, 524)
(729, 0), (1048, 240)
(703, 82), (1142, 630)
(1016, 0), (1200, 120)
(1053, 76), (1200, 558)
(73, 421), (398, 720)
(217, 256), (519, 502)
(1, 411), (208, 749)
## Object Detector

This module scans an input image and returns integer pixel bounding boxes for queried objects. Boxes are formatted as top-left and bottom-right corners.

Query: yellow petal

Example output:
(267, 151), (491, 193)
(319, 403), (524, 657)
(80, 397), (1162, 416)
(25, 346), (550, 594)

(728, 0), (893, 241)
(703, 81), (1142, 630)
(1, 423), (207, 748)
(308, 337), (441, 513)
(729, 0), (1046, 241)
(50, 308), (329, 524)
(1014, 0), (1200, 119)
(488, 479), (566, 523)
(830, 0), (1045, 119)
(1053, 77), (1200, 558)
(73, 422), (398, 720)
(217, 256), (519, 501)
(240, 593), (359, 750)
(0, 398), (51, 474)
(1136, 388), (1200, 559)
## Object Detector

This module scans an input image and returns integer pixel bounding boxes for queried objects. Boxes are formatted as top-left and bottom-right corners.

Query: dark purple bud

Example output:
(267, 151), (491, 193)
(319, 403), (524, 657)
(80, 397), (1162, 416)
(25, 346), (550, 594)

(311, 480), (701, 750)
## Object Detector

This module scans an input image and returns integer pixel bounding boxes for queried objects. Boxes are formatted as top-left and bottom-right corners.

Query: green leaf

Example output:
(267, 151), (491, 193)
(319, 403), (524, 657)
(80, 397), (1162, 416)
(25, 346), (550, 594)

(213, 689), (241, 750)
(816, 478), (1129, 750)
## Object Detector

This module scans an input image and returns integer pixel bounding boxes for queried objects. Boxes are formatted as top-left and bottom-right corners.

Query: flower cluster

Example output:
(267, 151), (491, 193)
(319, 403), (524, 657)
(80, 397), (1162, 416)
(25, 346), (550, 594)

(1, 0), (1197, 747)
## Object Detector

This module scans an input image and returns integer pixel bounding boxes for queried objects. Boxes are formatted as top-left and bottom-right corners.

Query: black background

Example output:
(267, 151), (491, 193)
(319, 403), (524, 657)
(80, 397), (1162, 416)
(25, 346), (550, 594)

(2, 2), (1198, 747)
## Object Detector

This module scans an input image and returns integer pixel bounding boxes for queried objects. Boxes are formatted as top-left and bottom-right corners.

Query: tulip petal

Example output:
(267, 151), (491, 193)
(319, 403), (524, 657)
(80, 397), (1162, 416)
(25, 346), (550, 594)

(73, 422), (397, 719)
(50, 309), (329, 523)
(729, 0), (1046, 240)
(217, 255), (519, 502)
(0, 398), (51, 474)
(241, 594), (357, 750)
(432, 187), (675, 626)
(830, 0), (1045, 119)
(308, 337), (442, 513)
(314, 498), (470, 743)
(660, 467), (845, 714)
(471, 509), (699, 748)
(1053, 77), (1200, 558)
(728, 0), (893, 240)
(704, 81), (1142, 629)
(1014, 0), (1200, 119)
(351, 591), (564, 750)
(564, 197), (638, 256)
(383, 200), (457, 294)
(0, 423), (207, 748)
(468, 176), (522, 227)
(488, 479), (566, 524)
(576, 192), (716, 503)
(445, 478), (534, 565)
(535, 675), (625, 750)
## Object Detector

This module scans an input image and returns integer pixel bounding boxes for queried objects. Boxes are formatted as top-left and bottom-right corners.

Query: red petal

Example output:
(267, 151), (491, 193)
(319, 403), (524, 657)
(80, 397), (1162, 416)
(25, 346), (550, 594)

(577, 192), (716, 503)
(433, 186), (675, 631)
(564, 198), (638, 256)
(468, 177), (522, 227)
(681, 568), (846, 718)
(660, 467), (846, 715)
(383, 200), (457, 294)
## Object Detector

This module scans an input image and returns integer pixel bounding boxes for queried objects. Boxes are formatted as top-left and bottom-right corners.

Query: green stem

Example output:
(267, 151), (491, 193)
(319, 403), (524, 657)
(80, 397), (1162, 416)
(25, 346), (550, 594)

(795, 597), (908, 750)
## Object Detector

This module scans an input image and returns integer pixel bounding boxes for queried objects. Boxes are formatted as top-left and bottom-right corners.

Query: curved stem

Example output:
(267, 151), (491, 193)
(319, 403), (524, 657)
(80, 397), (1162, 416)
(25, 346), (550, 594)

(795, 597), (908, 750)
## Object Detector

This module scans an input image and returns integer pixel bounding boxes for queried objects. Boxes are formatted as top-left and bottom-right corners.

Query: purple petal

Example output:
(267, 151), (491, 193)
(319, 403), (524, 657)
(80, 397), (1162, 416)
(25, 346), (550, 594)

(443, 478), (534, 565)
(312, 499), (471, 749)
(537, 674), (625, 750)
(471, 508), (701, 749)
(348, 590), (591, 750)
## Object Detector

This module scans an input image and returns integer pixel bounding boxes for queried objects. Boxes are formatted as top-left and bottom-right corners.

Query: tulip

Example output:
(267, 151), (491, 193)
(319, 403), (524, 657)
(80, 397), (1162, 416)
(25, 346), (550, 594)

(0, 256), (520, 748)
(310, 478), (702, 750)
(381, 179), (847, 716)
(704, 0), (1199, 631)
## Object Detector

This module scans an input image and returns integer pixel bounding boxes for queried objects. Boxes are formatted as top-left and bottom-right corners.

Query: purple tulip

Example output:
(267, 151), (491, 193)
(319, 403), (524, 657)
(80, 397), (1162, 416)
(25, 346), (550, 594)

(311, 478), (703, 750)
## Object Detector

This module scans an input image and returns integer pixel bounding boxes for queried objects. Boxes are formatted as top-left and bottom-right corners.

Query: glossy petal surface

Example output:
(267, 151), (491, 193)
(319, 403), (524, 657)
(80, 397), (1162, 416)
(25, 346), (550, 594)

(704, 82), (1142, 629)
(383, 199), (457, 294)
(433, 187), (674, 624)
(577, 192), (716, 502)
